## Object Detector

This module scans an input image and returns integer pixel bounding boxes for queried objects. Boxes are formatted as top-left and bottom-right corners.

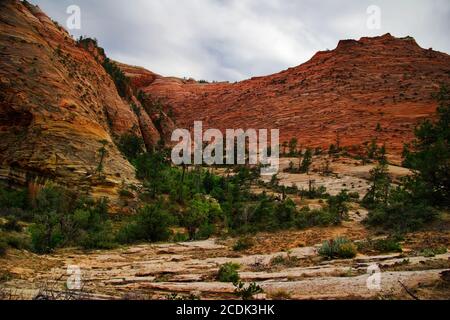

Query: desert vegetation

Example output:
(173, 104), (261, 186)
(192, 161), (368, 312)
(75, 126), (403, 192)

(0, 87), (449, 300)
(1, 0), (449, 301)
(1, 88), (449, 253)
(364, 86), (449, 231)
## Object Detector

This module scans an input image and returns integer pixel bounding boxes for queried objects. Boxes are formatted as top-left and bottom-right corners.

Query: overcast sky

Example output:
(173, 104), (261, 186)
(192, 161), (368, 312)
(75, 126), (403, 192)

(31, 0), (450, 82)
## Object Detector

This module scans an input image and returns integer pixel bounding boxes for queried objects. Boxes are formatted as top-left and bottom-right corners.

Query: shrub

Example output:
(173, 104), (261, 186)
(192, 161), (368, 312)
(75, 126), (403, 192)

(337, 243), (357, 259)
(318, 240), (334, 258)
(348, 192), (360, 200)
(72, 201), (115, 250)
(233, 236), (254, 251)
(117, 133), (144, 162)
(34, 183), (74, 214)
(166, 293), (201, 300)
(421, 247), (447, 257)
(30, 184), (114, 253)
(233, 281), (264, 300)
(183, 194), (222, 240)
(172, 232), (189, 242)
(373, 238), (403, 253)
(274, 199), (297, 228)
(319, 237), (357, 259)
(0, 186), (28, 210)
(327, 190), (350, 222)
(294, 207), (340, 229)
(365, 187), (438, 232)
(298, 184), (328, 199)
(217, 262), (240, 283)
(433, 247), (447, 255)
(421, 248), (435, 257)
(0, 207), (32, 222)
(119, 188), (133, 198)
(195, 222), (216, 240)
(269, 253), (299, 267)
(1, 233), (30, 251)
(356, 237), (403, 254)
(1, 216), (22, 232)
(116, 202), (173, 244)
(249, 198), (277, 231)
(30, 212), (64, 254)
(0, 271), (12, 283)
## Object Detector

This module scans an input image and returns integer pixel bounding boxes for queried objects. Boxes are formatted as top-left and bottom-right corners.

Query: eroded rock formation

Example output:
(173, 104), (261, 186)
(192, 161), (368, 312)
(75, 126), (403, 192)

(0, 0), (164, 204)
(1, 0), (449, 204)
(138, 34), (450, 162)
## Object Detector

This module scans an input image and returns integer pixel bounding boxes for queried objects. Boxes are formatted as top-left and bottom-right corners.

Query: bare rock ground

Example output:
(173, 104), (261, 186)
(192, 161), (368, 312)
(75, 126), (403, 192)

(1, 233), (448, 300)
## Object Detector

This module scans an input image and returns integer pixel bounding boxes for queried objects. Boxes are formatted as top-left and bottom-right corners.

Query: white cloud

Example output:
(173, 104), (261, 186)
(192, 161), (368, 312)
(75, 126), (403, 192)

(31, 0), (450, 81)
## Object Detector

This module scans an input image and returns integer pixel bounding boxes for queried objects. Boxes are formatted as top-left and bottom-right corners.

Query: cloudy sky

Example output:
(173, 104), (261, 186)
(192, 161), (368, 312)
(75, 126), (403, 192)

(31, 0), (450, 82)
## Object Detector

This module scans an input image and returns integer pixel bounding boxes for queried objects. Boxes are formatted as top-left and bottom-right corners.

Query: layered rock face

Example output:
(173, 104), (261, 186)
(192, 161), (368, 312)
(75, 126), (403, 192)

(1, 0), (449, 204)
(0, 0), (146, 201)
(116, 62), (176, 147)
(140, 34), (450, 162)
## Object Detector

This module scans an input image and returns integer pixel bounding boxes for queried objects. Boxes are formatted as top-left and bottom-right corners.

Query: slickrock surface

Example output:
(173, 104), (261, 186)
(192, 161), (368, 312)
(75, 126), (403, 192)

(261, 156), (411, 197)
(1, 237), (448, 300)
(1, 206), (449, 300)
(139, 34), (450, 162)
(1, 195), (448, 300)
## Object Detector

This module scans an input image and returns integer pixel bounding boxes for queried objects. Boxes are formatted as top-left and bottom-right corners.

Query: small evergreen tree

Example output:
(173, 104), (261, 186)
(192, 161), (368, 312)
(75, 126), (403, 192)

(288, 138), (298, 156)
(97, 140), (109, 173)
(403, 86), (450, 208)
(281, 142), (288, 155)
(300, 148), (313, 173)
(118, 133), (144, 162)
(116, 201), (173, 243)
(327, 190), (350, 222)
(183, 194), (222, 240)
(102, 58), (130, 98)
(362, 162), (391, 208)
(135, 152), (168, 198)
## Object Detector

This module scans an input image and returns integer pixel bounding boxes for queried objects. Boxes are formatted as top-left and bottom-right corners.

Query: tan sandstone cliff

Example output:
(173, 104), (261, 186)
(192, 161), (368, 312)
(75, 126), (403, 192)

(0, 0), (163, 205)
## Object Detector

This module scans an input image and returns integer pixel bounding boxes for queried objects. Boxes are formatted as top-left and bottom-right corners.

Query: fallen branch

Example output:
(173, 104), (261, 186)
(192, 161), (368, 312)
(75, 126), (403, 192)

(398, 280), (420, 300)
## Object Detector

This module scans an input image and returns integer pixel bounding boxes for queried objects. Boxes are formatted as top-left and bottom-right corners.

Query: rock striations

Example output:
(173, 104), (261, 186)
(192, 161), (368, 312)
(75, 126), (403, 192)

(138, 34), (450, 162)
(0, 0), (170, 205)
(1, 0), (449, 203)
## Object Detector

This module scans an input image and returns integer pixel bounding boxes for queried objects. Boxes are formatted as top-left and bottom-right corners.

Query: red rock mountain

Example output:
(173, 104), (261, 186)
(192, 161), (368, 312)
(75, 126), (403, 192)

(0, 0), (171, 204)
(1, 0), (449, 203)
(135, 34), (450, 162)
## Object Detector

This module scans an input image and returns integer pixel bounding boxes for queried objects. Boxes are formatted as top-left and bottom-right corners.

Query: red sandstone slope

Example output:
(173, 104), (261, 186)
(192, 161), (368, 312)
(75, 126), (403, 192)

(1, 0), (449, 202)
(0, 0), (158, 202)
(137, 34), (450, 162)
